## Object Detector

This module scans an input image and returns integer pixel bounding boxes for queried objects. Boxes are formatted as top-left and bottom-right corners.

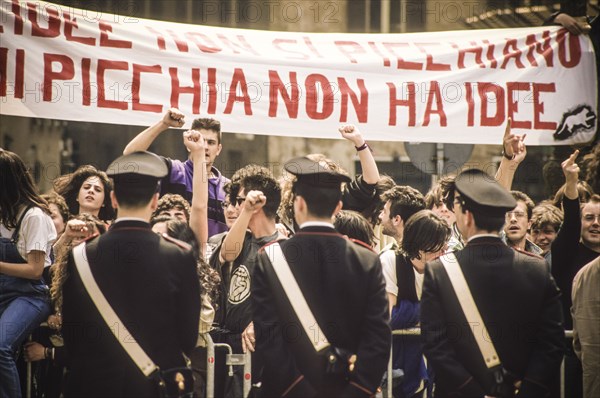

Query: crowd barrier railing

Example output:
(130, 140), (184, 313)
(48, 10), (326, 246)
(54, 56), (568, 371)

(202, 333), (252, 398)
(386, 328), (574, 398)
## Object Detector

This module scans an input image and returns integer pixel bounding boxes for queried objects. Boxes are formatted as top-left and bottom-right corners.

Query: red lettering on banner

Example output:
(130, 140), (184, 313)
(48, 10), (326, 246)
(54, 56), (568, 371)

(478, 83), (505, 127)
(557, 30), (582, 68)
(99, 21), (132, 48)
(167, 30), (189, 52)
(217, 34), (259, 56)
(507, 82), (531, 129)
(268, 70), (299, 118)
(146, 26), (167, 50)
(335, 41), (366, 64)
(501, 39), (525, 69)
(82, 58), (91, 105)
(368, 42), (391, 67)
(525, 31), (553, 67)
(224, 68), (252, 115)
(338, 78), (368, 123)
(0, 48), (25, 98)
(43, 53), (75, 102)
(482, 40), (498, 68)
(15, 49), (24, 98)
(64, 12), (95, 46)
(303, 37), (323, 58)
(273, 39), (309, 60)
(28, 2), (60, 38)
(0, 48), (7, 96)
(387, 82), (416, 126)
(12, 0), (24, 35)
(305, 74), (334, 120)
(207, 68), (218, 114)
(132, 64), (162, 112)
(185, 32), (221, 53)
(533, 83), (557, 130)
(415, 43), (451, 71)
(423, 81), (447, 126)
(465, 82), (475, 126)
(97, 60), (128, 109)
(454, 42), (485, 69)
(383, 43), (423, 70)
(169, 67), (201, 114)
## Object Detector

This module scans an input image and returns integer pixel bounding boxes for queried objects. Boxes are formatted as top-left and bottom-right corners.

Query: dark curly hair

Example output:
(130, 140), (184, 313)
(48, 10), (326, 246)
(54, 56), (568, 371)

(54, 165), (115, 222)
(42, 192), (71, 226)
(236, 164), (281, 219)
(381, 185), (425, 223)
(152, 193), (190, 222)
(51, 213), (107, 314)
(361, 175), (396, 226)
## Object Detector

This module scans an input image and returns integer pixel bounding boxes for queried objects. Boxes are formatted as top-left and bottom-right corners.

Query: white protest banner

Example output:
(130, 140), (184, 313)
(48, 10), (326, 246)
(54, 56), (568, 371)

(1, 1), (597, 145)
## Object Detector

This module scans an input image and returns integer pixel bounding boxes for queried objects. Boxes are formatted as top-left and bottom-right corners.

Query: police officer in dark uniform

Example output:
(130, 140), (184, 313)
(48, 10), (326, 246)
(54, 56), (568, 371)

(421, 169), (564, 398)
(252, 156), (390, 398)
(62, 151), (201, 397)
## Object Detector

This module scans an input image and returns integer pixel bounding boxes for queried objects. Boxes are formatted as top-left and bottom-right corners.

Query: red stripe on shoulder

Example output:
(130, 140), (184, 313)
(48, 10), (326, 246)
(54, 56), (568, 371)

(349, 238), (376, 253)
(514, 247), (544, 260)
(161, 233), (192, 251)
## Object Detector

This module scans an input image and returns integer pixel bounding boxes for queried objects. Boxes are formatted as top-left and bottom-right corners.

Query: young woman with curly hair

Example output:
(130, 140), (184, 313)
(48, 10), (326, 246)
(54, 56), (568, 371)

(53, 165), (115, 222)
(22, 213), (106, 397)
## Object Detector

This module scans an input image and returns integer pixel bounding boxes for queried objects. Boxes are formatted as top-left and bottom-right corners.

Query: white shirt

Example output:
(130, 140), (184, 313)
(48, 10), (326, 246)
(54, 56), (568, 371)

(299, 221), (335, 229)
(0, 207), (57, 267)
(380, 249), (424, 301)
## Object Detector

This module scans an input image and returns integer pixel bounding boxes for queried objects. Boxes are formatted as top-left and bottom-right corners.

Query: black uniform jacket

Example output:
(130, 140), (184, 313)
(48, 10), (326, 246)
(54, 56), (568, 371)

(421, 236), (564, 398)
(252, 225), (391, 398)
(62, 220), (201, 397)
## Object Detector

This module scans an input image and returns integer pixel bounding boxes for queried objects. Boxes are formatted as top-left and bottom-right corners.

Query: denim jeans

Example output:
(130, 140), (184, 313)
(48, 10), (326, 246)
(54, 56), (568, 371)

(0, 295), (51, 398)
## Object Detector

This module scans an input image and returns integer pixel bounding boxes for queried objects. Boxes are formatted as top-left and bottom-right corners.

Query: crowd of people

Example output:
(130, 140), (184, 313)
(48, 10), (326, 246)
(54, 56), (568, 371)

(0, 101), (599, 398)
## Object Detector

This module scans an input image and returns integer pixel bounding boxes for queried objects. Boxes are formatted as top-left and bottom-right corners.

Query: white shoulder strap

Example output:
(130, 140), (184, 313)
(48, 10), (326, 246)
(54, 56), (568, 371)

(439, 252), (501, 369)
(72, 243), (158, 376)
(264, 243), (330, 353)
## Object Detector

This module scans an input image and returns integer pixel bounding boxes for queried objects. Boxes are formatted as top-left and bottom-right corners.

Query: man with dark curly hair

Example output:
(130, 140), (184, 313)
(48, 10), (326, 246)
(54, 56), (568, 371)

(210, 164), (284, 397)
(152, 193), (190, 223)
(379, 186), (425, 247)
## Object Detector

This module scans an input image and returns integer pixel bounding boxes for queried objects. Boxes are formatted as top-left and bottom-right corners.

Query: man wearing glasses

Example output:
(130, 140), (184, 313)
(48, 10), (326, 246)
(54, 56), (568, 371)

(208, 164), (284, 397)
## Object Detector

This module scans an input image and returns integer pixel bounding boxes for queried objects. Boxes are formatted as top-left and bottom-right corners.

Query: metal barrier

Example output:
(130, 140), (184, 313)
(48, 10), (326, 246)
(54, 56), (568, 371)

(386, 328), (421, 398)
(561, 330), (574, 398)
(386, 328), (574, 398)
(26, 334), (32, 398)
(202, 333), (252, 398)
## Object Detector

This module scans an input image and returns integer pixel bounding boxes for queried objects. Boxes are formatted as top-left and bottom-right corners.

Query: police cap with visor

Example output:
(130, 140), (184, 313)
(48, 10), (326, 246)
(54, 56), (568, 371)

(284, 156), (351, 191)
(454, 169), (517, 217)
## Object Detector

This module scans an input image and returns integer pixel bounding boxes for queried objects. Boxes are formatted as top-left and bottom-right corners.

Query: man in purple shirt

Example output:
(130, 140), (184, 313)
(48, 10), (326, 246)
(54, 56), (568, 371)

(124, 108), (229, 237)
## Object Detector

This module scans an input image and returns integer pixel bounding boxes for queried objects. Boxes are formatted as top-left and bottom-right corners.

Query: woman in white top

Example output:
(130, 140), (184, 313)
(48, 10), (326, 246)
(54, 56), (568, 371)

(0, 149), (57, 398)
